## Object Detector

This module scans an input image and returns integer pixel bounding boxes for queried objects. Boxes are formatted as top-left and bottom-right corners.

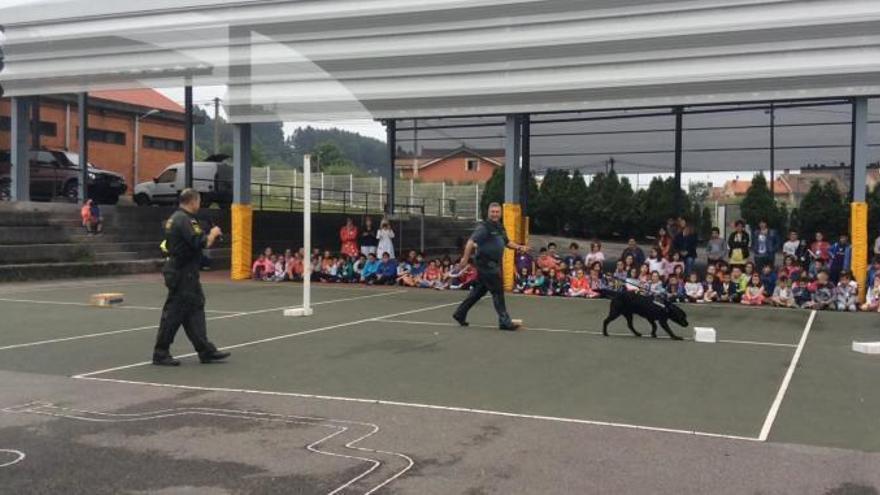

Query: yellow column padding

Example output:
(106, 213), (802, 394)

(850, 202), (868, 302)
(231, 203), (253, 281)
(503, 203), (523, 291)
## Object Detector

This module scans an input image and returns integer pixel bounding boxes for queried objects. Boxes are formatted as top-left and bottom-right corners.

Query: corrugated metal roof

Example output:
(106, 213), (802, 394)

(1, 0), (879, 122)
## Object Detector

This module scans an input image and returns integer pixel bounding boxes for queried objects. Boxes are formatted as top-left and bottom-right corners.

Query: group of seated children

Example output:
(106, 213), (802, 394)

(634, 259), (861, 311)
(250, 247), (478, 290)
(512, 240), (871, 312)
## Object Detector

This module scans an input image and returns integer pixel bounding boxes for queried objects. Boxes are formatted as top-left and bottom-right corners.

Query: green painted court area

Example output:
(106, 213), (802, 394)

(1, 276), (878, 452)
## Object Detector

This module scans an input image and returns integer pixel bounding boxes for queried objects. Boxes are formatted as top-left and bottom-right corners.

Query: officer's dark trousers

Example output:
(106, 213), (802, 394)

(454, 269), (512, 327)
(153, 270), (216, 358)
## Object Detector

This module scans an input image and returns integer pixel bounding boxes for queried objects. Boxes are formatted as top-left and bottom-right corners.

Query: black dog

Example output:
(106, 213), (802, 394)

(601, 291), (688, 340)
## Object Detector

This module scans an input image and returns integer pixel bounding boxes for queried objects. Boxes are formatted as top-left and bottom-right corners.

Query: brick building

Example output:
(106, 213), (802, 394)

(396, 147), (503, 184)
(0, 89), (185, 190)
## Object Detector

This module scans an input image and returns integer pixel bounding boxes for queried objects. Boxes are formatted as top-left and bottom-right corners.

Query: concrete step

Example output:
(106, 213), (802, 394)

(0, 259), (166, 282)
(0, 225), (70, 245)
(0, 243), (92, 264)
(93, 251), (142, 262)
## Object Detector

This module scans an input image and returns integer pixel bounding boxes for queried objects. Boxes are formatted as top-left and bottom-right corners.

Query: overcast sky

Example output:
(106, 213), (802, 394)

(158, 86), (387, 142)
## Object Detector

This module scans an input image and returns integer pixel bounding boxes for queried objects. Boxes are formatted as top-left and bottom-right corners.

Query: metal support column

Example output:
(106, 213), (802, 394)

(504, 114), (522, 203)
(77, 92), (89, 204)
(184, 85), (194, 189)
(10, 97), (31, 201)
(673, 106), (684, 216)
(519, 114), (531, 213)
(385, 119), (396, 215)
(769, 103), (776, 194)
(233, 124), (252, 205)
(31, 96), (41, 149)
(850, 97), (869, 302)
(851, 97), (868, 203)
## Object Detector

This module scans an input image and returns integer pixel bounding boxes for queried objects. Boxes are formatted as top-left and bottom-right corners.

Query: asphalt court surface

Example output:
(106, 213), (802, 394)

(1, 274), (879, 494)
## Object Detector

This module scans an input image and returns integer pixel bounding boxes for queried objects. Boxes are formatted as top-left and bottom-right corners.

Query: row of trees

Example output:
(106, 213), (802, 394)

(480, 168), (713, 240)
(482, 167), (879, 243)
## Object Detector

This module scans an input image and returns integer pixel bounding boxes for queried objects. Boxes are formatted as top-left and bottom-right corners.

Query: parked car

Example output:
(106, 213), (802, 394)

(133, 155), (232, 208)
(62, 152), (127, 205)
(0, 149), (127, 204)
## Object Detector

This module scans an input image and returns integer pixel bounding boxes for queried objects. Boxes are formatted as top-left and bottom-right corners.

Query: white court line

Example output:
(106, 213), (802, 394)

(379, 319), (799, 349)
(73, 301), (460, 378)
(0, 297), (238, 314)
(0, 290), (406, 352)
(758, 310), (817, 442)
(0, 279), (139, 296)
(73, 376), (761, 442)
(0, 449), (25, 468)
(3, 402), (413, 495)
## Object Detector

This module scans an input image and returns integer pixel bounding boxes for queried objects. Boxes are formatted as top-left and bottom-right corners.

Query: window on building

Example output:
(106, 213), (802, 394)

(76, 127), (126, 145)
(143, 136), (184, 152)
(0, 117), (58, 137)
(466, 158), (479, 171)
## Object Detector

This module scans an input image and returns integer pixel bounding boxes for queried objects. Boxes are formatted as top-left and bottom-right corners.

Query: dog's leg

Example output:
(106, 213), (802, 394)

(602, 302), (621, 336)
(659, 319), (684, 340)
(624, 314), (642, 337)
(649, 319), (658, 338)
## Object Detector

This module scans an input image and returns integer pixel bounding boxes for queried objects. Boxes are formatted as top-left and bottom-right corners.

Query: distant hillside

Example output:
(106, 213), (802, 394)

(193, 108), (385, 174)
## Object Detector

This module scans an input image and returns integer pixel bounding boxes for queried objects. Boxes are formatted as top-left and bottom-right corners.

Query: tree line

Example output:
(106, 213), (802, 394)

(481, 167), (880, 243)
(480, 168), (712, 240)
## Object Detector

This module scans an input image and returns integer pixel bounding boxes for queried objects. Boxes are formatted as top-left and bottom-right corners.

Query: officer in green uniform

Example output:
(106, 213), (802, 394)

(152, 188), (230, 366)
(453, 202), (529, 330)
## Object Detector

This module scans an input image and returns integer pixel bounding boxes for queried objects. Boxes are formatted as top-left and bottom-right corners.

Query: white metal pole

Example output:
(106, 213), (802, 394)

(285, 154), (313, 317)
(441, 182), (446, 216)
(267, 166), (271, 197)
(475, 184), (480, 220)
(320, 172), (325, 203)
(293, 168), (297, 199)
(303, 156), (312, 313)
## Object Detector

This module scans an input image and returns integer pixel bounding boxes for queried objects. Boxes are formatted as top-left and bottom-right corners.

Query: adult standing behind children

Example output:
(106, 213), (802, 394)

(360, 217), (378, 256)
(339, 217), (359, 258)
(452, 203), (529, 331)
(377, 218), (396, 258)
(727, 220), (750, 268)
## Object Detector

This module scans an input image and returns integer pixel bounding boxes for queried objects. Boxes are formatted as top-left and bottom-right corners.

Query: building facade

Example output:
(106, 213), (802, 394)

(396, 147), (503, 184)
(0, 89), (185, 190)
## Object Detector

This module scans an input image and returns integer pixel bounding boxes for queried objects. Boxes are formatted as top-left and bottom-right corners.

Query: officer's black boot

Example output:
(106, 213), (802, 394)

(199, 350), (231, 363)
(152, 354), (181, 366)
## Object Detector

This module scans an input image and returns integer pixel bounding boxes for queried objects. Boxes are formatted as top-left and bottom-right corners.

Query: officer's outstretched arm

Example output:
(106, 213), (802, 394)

(459, 239), (476, 268)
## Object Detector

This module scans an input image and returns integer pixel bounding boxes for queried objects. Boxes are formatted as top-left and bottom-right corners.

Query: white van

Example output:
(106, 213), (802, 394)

(134, 155), (233, 208)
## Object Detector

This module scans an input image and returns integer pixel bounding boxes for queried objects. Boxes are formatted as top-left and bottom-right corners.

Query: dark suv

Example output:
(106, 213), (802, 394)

(0, 149), (127, 204)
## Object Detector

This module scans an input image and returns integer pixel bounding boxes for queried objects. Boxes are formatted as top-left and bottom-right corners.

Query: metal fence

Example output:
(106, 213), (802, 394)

(253, 168), (481, 219)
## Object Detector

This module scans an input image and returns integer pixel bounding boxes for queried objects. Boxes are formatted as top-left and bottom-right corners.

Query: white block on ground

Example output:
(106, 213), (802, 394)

(693, 327), (716, 343)
(283, 307), (314, 317)
(852, 341), (880, 354)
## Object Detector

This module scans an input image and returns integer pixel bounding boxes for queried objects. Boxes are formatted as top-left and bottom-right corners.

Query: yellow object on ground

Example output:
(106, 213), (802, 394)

(90, 293), (124, 307)
(231, 203), (254, 281)
(503, 203), (523, 291)
(850, 201), (868, 302)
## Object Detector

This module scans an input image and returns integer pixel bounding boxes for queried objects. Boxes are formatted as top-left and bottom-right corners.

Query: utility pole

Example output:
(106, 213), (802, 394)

(213, 97), (221, 154)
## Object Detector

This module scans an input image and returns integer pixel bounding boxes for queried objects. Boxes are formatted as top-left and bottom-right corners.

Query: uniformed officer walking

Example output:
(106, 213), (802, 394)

(453, 202), (530, 331)
(152, 188), (230, 366)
